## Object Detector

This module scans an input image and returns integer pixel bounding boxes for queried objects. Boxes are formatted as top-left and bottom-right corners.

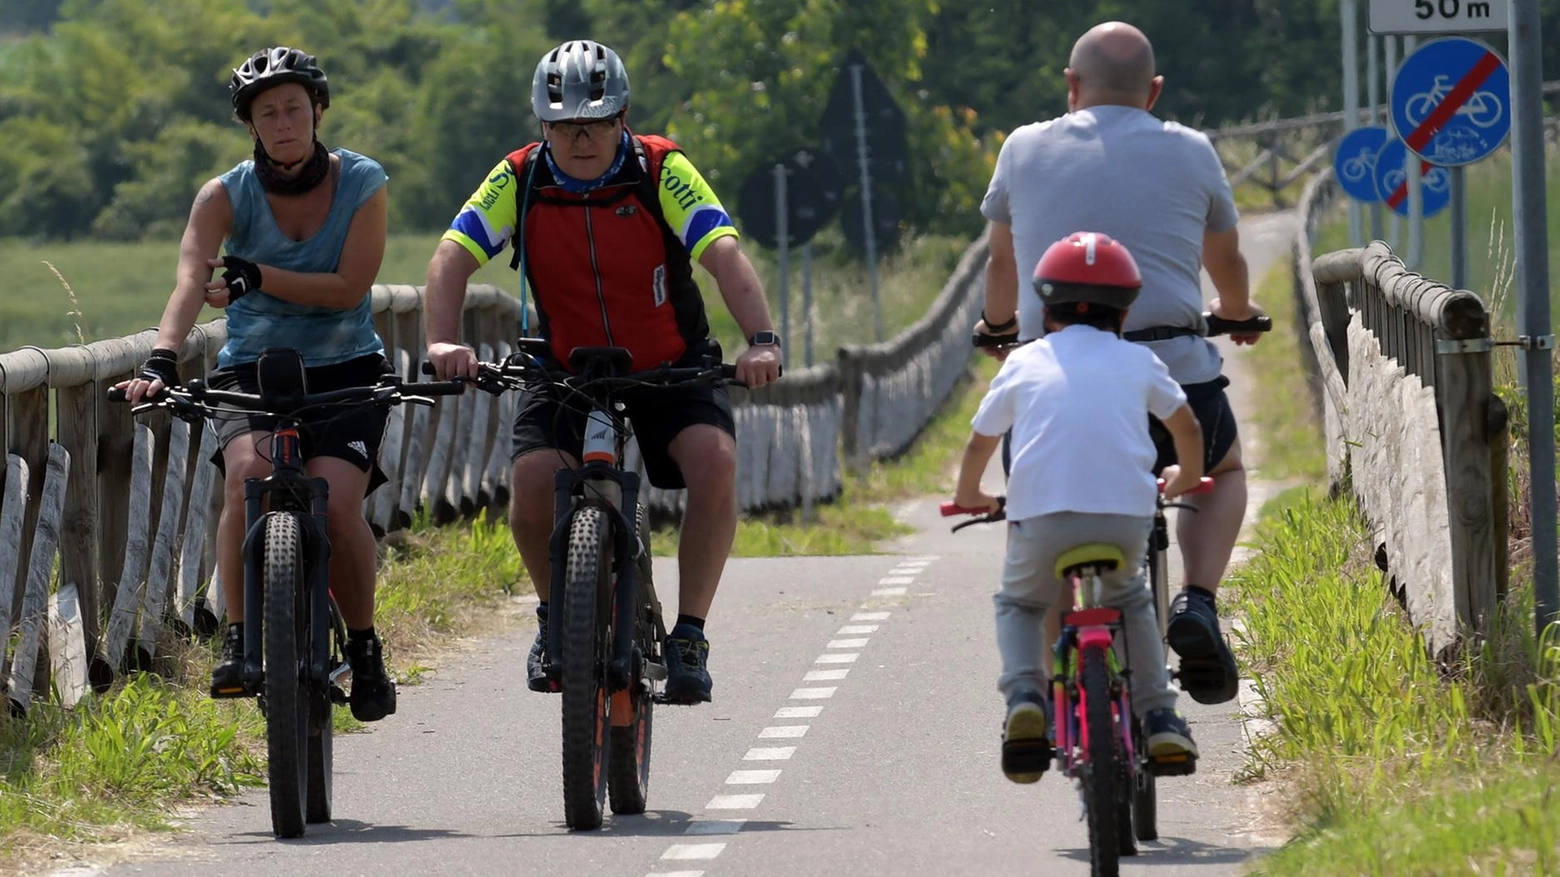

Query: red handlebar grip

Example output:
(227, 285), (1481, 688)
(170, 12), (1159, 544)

(1157, 476), (1216, 494)
(940, 501), (986, 517)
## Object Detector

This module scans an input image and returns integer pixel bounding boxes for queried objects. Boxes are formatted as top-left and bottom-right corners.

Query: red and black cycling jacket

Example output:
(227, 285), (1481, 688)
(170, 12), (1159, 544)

(504, 134), (710, 372)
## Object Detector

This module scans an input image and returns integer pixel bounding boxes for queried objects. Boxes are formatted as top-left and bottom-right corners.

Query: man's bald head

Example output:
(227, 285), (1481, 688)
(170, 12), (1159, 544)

(1068, 21), (1157, 106)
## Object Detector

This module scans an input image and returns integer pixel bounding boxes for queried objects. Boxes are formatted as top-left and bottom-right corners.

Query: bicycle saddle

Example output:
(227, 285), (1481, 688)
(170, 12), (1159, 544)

(1054, 543), (1126, 579)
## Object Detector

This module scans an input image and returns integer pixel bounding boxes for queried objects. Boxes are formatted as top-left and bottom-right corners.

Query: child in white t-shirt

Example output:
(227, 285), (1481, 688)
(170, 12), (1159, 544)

(952, 232), (1205, 784)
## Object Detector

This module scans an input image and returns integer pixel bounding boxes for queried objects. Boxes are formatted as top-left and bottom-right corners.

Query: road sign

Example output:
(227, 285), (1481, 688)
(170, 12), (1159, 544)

(1334, 126), (1392, 203)
(1372, 137), (1451, 217)
(841, 187), (901, 256)
(818, 50), (910, 186)
(1389, 36), (1511, 166)
(736, 149), (846, 250)
(1369, 0), (1508, 34)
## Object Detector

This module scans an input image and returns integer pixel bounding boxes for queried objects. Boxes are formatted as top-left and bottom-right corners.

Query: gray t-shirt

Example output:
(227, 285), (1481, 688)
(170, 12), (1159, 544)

(981, 105), (1239, 384)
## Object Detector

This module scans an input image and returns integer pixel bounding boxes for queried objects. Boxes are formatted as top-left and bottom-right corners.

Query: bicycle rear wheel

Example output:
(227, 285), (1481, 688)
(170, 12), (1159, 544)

(305, 596), (344, 824)
(1080, 646), (1120, 877)
(609, 503), (655, 815)
(263, 513), (309, 838)
(561, 506), (612, 831)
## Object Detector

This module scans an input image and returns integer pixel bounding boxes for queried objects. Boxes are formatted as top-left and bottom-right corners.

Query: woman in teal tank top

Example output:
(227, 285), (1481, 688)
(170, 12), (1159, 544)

(114, 47), (398, 724)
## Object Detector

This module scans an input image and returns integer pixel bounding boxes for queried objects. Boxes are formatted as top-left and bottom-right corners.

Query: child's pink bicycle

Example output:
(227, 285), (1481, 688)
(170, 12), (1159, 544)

(942, 477), (1213, 877)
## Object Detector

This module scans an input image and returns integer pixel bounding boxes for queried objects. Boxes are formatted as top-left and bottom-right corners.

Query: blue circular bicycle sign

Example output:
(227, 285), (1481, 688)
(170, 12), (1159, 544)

(1333, 126), (1391, 203)
(1373, 137), (1451, 218)
(1389, 36), (1510, 166)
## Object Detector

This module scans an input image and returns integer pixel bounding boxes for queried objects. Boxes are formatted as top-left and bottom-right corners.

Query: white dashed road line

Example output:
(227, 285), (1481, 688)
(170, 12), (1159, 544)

(645, 555), (938, 877)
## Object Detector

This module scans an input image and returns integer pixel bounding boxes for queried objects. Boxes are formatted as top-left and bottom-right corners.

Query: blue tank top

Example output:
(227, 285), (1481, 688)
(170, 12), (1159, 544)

(217, 148), (388, 368)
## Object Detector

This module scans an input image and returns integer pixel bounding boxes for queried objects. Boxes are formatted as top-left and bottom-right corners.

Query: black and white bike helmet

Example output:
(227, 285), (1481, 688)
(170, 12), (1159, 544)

(531, 40), (630, 122)
(230, 47), (330, 120)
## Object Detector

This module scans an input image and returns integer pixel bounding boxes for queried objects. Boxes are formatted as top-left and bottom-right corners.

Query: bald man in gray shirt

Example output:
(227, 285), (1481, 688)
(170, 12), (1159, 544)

(976, 21), (1266, 706)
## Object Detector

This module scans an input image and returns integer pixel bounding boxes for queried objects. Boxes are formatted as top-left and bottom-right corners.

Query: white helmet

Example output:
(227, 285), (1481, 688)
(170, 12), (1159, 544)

(531, 40), (629, 122)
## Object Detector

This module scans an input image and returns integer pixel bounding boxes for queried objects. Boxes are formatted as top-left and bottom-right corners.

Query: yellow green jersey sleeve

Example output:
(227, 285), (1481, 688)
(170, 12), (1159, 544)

(441, 160), (520, 267)
(657, 151), (739, 261)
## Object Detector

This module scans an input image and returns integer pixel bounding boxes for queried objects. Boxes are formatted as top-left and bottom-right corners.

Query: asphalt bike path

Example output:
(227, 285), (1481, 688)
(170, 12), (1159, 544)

(97, 213), (1296, 877)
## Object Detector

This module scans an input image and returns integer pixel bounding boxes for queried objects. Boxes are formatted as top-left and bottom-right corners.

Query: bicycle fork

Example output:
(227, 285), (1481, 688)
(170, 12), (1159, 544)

(239, 474), (332, 697)
(544, 466), (646, 694)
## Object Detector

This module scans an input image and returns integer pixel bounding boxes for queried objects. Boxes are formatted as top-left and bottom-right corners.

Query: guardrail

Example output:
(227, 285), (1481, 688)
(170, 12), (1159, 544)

(1293, 174), (1508, 659)
(0, 237), (990, 715)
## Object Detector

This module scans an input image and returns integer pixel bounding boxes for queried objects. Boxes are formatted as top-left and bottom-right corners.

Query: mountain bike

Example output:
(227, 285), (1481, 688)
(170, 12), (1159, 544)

(111, 349), (464, 838)
(445, 340), (740, 831)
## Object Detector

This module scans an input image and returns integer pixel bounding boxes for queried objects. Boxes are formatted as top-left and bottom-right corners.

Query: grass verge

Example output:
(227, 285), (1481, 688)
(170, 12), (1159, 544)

(0, 509), (526, 874)
(1232, 491), (1560, 875)
(1244, 261), (1326, 481)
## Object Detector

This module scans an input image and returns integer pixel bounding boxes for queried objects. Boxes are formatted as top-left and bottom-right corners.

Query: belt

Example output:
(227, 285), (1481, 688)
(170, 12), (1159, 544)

(1122, 326), (1201, 342)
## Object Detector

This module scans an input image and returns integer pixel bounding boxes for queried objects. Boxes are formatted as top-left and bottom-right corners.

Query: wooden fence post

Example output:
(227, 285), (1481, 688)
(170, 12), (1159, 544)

(6, 443), (69, 715)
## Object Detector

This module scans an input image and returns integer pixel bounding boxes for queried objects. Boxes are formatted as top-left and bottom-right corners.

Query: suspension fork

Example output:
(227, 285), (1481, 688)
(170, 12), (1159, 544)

(608, 472), (644, 692)
(306, 476), (332, 686)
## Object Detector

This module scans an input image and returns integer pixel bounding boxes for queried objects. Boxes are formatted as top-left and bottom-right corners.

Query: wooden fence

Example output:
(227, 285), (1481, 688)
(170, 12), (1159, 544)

(0, 234), (989, 716)
(1294, 170), (1507, 659)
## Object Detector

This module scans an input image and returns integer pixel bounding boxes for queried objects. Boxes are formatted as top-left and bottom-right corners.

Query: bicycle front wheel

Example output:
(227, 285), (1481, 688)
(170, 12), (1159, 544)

(561, 506), (613, 831)
(305, 595), (344, 824)
(263, 513), (310, 838)
(609, 503), (656, 815)
(1081, 646), (1121, 876)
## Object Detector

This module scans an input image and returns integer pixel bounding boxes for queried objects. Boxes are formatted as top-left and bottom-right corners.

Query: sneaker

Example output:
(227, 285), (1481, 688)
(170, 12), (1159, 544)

(210, 624), (247, 699)
(663, 625), (712, 705)
(527, 607), (558, 693)
(1143, 708), (1199, 771)
(344, 634), (397, 722)
(1166, 586), (1239, 705)
(1001, 690), (1052, 784)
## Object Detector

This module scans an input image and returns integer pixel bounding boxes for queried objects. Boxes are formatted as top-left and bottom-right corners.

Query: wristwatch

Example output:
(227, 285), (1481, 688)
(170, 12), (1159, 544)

(749, 330), (781, 347)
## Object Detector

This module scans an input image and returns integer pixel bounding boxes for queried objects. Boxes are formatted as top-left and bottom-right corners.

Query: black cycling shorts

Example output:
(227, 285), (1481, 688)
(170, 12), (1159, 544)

(510, 340), (736, 490)
(1148, 375), (1239, 475)
(206, 353), (394, 494)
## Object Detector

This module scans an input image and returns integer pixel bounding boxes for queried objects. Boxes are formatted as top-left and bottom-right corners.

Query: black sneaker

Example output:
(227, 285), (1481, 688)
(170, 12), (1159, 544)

(210, 624), (247, 699)
(1002, 690), (1052, 784)
(344, 634), (397, 722)
(1166, 586), (1239, 705)
(663, 626), (712, 705)
(527, 607), (558, 693)
(1143, 708), (1199, 775)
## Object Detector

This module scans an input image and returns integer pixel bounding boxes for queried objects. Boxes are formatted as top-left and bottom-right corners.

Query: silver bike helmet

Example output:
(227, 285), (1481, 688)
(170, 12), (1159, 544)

(531, 40), (629, 122)
(231, 47), (330, 120)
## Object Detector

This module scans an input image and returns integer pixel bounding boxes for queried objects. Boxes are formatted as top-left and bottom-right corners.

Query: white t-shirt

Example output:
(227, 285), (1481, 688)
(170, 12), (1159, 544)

(971, 325), (1187, 520)
(980, 105), (1240, 385)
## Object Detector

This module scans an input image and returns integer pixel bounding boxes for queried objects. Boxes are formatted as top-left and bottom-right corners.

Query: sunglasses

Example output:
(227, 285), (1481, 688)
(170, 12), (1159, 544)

(547, 113), (623, 139)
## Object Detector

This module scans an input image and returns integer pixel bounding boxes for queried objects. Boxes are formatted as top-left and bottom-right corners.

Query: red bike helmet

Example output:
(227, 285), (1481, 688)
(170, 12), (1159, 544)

(1033, 232), (1142, 311)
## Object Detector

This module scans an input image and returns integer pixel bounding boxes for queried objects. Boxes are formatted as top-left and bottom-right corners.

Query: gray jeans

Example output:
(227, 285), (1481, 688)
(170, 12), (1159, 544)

(995, 511), (1177, 717)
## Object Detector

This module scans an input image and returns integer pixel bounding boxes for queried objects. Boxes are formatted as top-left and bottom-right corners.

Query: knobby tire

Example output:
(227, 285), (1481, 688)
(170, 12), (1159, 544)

(1081, 646), (1121, 876)
(561, 506), (612, 830)
(608, 503), (655, 814)
(306, 597), (343, 824)
(263, 513), (309, 838)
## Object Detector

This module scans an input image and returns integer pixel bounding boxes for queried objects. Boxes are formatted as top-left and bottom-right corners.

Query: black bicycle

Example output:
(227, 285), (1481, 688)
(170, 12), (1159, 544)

(111, 348), (464, 838)
(444, 339), (740, 831)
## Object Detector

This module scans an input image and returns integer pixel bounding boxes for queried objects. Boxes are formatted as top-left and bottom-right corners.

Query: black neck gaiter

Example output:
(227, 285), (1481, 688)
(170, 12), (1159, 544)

(254, 139), (331, 196)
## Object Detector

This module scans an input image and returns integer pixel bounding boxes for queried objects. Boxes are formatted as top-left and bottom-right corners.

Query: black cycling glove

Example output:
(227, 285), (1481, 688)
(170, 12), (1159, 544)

(137, 347), (180, 389)
(218, 255), (263, 301)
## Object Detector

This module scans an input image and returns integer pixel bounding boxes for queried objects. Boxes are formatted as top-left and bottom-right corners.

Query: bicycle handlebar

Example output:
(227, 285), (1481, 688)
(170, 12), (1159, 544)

(421, 349), (746, 393)
(108, 375), (466, 419)
(973, 312), (1273, 349)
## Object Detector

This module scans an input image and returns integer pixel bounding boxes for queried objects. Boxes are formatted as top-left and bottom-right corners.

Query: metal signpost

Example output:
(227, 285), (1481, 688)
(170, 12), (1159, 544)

(1344, 0), (1364, 246)
(773, 163), (790, 371)
(1508, 0), (1557, 634)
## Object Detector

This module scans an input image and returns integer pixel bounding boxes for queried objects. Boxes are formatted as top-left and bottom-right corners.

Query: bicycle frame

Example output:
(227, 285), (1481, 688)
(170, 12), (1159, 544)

(1053, 570), (1134, 777)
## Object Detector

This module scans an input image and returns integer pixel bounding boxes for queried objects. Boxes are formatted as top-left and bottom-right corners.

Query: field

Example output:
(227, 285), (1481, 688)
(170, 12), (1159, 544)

(0, 228), (968, 362)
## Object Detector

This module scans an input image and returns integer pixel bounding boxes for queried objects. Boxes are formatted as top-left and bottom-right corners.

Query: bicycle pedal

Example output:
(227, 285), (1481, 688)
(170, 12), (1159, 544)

(209, 684), (249, 700)
(328, 683), (349, 706)
(1147, 754), (1198, 777)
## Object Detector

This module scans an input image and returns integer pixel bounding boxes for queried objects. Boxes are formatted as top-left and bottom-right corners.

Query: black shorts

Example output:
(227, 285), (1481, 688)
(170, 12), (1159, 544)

(206, 353), (394, 494)
(1148, 375), (1238, 476)
(510, 341), (736, 490)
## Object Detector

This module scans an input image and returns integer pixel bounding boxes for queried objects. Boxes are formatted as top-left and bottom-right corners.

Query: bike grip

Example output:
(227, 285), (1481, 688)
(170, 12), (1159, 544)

(420, 360), (436, 376)
(973, 331), (1020, 349)
(107, 386), (127, 403)
(1157, 476), (1216, 494)
(720, 364), (738, 381)
(1204, 314), (1272, 336)
(940, 501), (988, 517)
